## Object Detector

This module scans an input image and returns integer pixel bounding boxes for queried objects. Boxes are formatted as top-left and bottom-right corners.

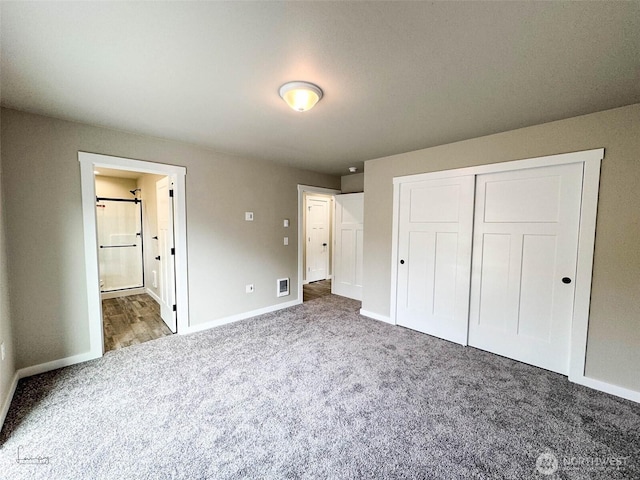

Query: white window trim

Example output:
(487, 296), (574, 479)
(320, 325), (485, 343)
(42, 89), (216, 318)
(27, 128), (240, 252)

(79, 152), (189, 359)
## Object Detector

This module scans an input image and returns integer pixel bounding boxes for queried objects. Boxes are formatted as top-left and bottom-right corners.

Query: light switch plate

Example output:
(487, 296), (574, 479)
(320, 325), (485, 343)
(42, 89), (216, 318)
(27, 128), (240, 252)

(283, 219), (289, 227)
(284, 237), (289, 246)
(245, 212), (254, 221)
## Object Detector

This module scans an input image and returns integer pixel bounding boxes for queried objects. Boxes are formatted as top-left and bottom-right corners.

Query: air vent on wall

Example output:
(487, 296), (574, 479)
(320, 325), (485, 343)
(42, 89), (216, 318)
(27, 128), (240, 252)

(277, 278), (290, 297)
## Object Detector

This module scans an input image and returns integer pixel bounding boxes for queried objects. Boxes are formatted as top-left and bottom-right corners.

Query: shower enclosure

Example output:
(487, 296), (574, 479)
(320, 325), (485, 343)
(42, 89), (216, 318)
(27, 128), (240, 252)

(96, 196), (144, 292)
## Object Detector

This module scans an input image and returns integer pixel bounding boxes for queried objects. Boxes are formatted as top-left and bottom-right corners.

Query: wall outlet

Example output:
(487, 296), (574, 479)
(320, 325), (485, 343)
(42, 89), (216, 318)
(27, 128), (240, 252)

(245, 212), (254, 221)
(283, 236), (289, 246)
(246, 284), (254, 293)
(1, 341), (5, 361)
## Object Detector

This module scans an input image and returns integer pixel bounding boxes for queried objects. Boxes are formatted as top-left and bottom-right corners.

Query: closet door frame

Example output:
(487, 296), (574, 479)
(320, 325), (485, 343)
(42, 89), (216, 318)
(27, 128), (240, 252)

(390, 148), (603, 384)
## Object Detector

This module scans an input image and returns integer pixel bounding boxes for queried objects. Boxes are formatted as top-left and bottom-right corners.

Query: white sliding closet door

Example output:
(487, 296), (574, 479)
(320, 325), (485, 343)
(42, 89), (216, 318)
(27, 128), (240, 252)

(395, 176), (474, 345)
(332, 193), (364, 300)
(468, 163), (583, 374)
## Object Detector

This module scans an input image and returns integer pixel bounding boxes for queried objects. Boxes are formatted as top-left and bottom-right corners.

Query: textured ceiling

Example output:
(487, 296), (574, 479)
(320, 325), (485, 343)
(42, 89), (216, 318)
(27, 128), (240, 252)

(2, 1), (639, 176)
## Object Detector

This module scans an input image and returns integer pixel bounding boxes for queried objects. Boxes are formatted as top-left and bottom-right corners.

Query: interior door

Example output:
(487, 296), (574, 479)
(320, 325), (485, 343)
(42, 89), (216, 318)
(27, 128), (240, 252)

(396, 176), (474, 345)
(468, 163), (583, 374)
(156, 177), (177, 333)
(332, 193), (364, 300)
(306, 195), (330, 283)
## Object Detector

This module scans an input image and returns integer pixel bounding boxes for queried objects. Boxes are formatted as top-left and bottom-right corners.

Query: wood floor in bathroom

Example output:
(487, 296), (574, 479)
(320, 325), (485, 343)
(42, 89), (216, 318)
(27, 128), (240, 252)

(303, 279), (332, 302)
(102, 293), (173, 353)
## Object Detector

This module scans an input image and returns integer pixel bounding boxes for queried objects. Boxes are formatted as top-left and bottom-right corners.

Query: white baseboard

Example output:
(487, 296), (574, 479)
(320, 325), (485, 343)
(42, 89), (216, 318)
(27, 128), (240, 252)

(145, 287), (161, 305)
(182, 299), (303, 335)
(359, 309), (394, 325)
(0, 371), (19, 431)
(101, 287), (145, 300)
(16, 351), (99, 379)
(571, 374), (640, 403)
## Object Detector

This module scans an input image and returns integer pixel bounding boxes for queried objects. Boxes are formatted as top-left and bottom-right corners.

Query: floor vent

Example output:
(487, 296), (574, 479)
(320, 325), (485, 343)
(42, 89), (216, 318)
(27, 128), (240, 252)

(277, 278), (290, 297)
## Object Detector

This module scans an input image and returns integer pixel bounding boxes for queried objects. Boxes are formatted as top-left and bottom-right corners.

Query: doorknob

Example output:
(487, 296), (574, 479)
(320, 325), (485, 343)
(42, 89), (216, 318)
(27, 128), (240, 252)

(562, 277), (572, 284)
(322, 243), (327, 247)
(155, 256), (161, 261)
(400, 259), (405, 264)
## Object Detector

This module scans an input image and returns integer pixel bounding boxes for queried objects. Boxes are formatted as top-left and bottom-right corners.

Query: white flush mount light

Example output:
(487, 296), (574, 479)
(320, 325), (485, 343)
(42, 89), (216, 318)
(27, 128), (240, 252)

(279, 81), (323, 112)
(348, 167), (357, 173)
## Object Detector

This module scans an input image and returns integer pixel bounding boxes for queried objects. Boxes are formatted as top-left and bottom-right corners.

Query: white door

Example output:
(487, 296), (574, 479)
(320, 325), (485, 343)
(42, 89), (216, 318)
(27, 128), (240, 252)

(306, 195), (330, 283)
(332, 193), (364, 300)
(396, 176), (475, 345)
(156, 177), (177, 333)
(468, 163), (583, 374)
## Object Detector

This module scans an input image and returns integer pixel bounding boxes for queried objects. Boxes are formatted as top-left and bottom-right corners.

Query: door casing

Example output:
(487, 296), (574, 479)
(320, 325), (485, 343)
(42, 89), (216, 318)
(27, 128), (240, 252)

(390, 148), (603, 383)
(297, 185), (341, 302)
(79, 152), (188, 358)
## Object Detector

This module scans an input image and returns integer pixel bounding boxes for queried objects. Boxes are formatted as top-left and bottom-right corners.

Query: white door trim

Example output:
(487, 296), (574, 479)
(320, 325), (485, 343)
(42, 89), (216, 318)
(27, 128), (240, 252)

(297, 185), (341, 302)
(390, 148), (605, 387)
(79, 152), (189, 360)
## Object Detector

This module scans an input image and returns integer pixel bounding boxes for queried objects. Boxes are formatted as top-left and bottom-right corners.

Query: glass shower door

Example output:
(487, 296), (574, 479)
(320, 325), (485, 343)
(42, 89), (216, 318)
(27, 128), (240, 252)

(96, 199), (144, 292)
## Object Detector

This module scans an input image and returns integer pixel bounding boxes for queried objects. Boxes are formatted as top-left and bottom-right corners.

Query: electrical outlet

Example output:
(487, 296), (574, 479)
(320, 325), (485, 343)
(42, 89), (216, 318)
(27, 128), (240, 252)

(1, 342), (5, 361)
(246, 284), (254, 293)
(284, 236), (289, 246)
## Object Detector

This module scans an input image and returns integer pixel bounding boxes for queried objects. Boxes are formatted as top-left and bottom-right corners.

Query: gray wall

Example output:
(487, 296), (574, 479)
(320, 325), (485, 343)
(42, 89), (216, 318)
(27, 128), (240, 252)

(0, 113), (16, 417)
(1, 108), (339, 369)
(363, 103), (640, 391)
(341, 173), (364, 193)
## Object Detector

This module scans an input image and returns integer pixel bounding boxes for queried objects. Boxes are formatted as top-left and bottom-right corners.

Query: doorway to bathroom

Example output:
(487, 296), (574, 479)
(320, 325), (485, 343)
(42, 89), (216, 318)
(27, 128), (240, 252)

(79, 152), (189, 359)
(94, 168), (174, 352)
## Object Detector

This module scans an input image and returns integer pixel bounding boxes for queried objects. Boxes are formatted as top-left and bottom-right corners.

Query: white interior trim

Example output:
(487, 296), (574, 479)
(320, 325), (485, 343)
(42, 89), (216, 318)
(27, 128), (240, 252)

(79, 152), (189, 360)
(16, 351), (98, 379)
(568, 158), (601, 383)
(101, 287), (146, 300)
(388, 148), (635, 401)
(145, 287), (162, 305)
(183, 298), (301, 335)
(573, 375), (640, 404)
(392, 149), (604, 185)
(297, 185), (341, 302)
(360, 309), (393, 325)
(0, 372), (19, 431)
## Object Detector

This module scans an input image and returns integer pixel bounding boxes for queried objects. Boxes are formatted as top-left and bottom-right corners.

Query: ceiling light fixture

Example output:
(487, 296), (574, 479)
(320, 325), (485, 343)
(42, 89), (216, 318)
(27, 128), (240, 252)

(279, 81), (323, 112)
(348, 167), (358, 173)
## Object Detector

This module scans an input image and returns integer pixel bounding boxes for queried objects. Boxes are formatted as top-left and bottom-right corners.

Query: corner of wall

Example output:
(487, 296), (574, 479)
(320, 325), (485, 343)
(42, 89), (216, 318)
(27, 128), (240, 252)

(0, 108), (19, 430)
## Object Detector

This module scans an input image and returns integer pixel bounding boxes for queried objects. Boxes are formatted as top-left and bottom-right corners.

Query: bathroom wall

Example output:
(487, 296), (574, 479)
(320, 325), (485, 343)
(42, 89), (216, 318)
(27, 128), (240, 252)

(137, 173), (166, 301)
(95, 176), (137, 198)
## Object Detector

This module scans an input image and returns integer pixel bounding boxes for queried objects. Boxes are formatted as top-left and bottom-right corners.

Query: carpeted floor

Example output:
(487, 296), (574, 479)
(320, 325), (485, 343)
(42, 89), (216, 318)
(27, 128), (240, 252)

(1, 295), (638, 479)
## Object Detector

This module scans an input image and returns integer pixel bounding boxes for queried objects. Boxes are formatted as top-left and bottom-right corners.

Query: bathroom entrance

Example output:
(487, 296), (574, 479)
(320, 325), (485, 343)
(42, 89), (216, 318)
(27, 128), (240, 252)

(94, 168), (175, 352)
